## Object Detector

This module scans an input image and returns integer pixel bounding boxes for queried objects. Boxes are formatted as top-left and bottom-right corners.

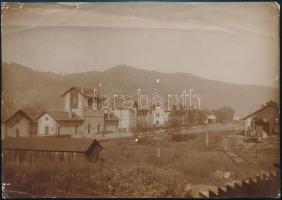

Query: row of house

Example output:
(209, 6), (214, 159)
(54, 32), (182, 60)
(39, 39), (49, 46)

(3, 87), (173, 138)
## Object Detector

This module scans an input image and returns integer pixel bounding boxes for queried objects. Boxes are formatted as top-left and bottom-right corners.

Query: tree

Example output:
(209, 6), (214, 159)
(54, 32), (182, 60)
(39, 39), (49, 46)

(198, 109), (208, 125)
(215, 106), (235, 123)
(168, 105), (183, 128)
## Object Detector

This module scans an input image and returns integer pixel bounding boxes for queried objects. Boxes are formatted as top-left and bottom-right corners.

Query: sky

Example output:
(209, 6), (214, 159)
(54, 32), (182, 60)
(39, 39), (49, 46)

(1, 2), (280, 87)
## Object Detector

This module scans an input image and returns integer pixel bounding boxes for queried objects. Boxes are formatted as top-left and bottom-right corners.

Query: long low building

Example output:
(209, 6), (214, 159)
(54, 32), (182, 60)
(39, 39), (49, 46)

(242, 100), (280, 136)
(2, 137), (103, 164)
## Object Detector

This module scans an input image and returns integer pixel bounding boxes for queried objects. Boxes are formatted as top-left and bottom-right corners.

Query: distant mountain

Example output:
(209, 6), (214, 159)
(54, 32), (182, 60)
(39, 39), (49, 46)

(2, 62), (279, 119)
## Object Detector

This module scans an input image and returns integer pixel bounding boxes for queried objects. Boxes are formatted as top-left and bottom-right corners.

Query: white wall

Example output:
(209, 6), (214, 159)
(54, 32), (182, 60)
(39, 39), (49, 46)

(64, 93), (70, 112)
(6, 117), (30, 137)
(152, 106), (166, 125)
(113, 109), (137, 131)
(38, 113), (57, 135)
(64, 92), (84, 118)
(113, 109), (129, 129)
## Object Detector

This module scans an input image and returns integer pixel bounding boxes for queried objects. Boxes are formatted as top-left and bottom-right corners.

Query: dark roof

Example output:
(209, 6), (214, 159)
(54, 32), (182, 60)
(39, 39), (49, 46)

(61, 86), (102, 97)
(4, 108), (45, 123)
(2, 137), (103, 153)
(242, 101), (279, 120)
(37, 110), (83, 121)
(23, 108), (45, 121)
(4, 109), (33, 123)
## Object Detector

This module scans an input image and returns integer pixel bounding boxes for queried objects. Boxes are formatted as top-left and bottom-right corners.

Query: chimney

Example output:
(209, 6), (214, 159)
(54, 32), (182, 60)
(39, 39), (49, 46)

(69, 108), (72, 119)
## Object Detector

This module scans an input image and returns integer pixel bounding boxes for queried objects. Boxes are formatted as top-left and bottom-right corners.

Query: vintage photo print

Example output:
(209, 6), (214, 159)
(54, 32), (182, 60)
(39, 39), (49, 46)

(1, 2), (280, 198)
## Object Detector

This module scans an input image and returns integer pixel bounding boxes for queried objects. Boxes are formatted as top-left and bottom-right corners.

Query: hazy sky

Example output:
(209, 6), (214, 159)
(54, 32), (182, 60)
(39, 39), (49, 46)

(1, 2), (280, 87)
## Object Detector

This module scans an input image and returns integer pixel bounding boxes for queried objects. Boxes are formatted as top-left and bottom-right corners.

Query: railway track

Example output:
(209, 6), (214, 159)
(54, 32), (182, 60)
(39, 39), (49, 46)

(224, 150), (247, 164)
(222, 135), (249, 164)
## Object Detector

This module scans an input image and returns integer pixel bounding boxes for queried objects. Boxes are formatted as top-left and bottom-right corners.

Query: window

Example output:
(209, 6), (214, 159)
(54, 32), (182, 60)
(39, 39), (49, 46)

(45, 116), (48, 121)
(16, 129), (19, 137)
(98, 124), (100, 133)
(88, 124), (91, 134)
(75, 126), (78, 134)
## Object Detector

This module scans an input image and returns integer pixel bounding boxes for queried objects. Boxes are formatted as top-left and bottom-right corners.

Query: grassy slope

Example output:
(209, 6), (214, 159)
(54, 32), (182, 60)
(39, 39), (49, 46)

(2, 131), (280, 197)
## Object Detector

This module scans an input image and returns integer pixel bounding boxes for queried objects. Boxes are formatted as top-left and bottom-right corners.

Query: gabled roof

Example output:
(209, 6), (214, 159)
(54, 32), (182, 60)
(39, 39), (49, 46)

(37, 110), (83, 121)
(61, 86), (102, 97)
(242, 100), (279, 120)
(4, 109), (33, 123)
(2, 137), (103, 153)
(22, 108), (45, 121)
(4, 108), (46, 123)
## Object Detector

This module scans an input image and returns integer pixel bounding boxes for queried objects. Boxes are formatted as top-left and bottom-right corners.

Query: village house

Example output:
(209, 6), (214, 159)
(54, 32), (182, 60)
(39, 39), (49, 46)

(113, 108), (137, 132)
(61, 87), (105, 136)
(4, 108), (44, 138)
(206, 113), (217, 124)
(152, 105), (168, 127)
(107, 96), (137, 132)
(2, 137), (103, 164)
(242, 100), (280, 136)
(104, 111), (119, 133)
(137, 108), (153, 128)
(37, 110), (84, 136)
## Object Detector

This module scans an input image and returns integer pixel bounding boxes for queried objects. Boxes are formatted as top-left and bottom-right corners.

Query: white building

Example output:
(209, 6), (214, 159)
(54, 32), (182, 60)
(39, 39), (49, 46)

(37, 110), (83, 136)
(206, 113), (216, 124)
(37, 87), (105, 137)
(61, 87), (105, 135)
(152, 106), (167, 126)
(113, 108), (137, 132)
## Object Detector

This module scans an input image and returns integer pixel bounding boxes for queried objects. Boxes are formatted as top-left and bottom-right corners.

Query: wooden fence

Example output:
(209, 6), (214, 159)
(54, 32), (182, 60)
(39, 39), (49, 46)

(198, 170), (280, 198)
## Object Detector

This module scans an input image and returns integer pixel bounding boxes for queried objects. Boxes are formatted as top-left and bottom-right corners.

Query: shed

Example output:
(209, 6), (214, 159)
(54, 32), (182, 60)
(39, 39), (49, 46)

(2, 137), (103, 164)
(242, 100), (279, 135)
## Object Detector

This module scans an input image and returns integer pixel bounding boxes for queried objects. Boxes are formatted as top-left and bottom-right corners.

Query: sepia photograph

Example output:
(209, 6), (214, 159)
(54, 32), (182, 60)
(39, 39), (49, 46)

(1, 1), (280, 198)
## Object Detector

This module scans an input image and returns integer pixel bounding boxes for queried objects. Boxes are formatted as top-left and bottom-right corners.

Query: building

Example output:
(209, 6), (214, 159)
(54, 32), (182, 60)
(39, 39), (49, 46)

(104, 111), (119, 133)
(61, 87), (105, 135)
(4, 108), (44, 138)
(37, 110), (84, 136)
(152, 105), (167, 127)
(2, 137), (103, 164)
(164, 110), (171, 125)
(137, 108), (153, 128)
(207, 113), (217, 124)
(242, 100), (279, 136)
(113, 108), (137, 132)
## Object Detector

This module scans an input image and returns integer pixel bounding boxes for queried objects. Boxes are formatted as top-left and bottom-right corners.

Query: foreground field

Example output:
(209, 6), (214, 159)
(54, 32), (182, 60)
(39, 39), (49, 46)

(3, 130), (280, 197)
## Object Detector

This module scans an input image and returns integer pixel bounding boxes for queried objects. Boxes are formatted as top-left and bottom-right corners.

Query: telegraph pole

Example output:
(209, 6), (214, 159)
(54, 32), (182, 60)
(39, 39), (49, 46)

(205, 124), (209, 148)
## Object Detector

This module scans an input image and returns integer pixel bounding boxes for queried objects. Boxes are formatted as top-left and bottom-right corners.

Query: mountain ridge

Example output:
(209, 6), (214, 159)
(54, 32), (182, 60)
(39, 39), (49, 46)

(2, 62), (278, 119)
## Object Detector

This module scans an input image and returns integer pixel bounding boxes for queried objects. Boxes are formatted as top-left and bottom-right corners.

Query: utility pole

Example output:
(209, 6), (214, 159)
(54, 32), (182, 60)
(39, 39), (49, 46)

(205, 124), (209, 148)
